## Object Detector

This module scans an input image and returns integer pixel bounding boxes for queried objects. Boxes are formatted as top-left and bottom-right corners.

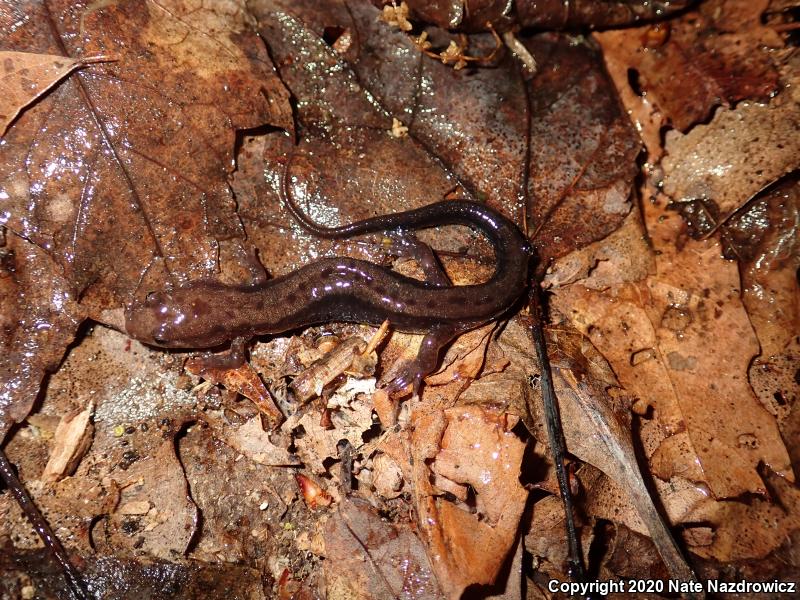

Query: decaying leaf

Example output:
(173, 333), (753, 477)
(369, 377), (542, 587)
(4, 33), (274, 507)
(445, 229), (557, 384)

(528, 323), (698, 584)
(282, 380), (376, 475)
(209, 414), (300, 467)
(1, 1), (797, 596)
(685, 467), (800, 562)
(596, 0), (781, 133)
(0, 0), (291, 431)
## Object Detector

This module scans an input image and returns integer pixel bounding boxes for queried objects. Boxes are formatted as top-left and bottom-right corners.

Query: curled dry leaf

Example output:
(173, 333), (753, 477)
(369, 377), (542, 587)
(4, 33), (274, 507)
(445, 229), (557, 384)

(296, 473), (333, 510)
(425, 322), (496, 386)
(371, 452), (405, 499)
(536, 325), (698, 584)
(184, 358), (283, 428)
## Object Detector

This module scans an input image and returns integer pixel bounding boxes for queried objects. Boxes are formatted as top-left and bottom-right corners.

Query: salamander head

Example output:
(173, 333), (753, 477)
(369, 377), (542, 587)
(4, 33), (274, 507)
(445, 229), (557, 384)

(125, 287), (228, 348)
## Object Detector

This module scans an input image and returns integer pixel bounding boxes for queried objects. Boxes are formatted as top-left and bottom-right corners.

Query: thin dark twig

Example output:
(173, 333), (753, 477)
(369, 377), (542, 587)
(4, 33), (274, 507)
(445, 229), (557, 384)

(0, 446), (89, 599)
(526, 285), (589, 589)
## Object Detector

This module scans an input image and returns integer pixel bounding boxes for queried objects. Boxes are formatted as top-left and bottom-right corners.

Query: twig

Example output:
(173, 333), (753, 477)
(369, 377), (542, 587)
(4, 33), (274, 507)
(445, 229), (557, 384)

(526, 285), (589, 589)
(0, 446), (89, 599)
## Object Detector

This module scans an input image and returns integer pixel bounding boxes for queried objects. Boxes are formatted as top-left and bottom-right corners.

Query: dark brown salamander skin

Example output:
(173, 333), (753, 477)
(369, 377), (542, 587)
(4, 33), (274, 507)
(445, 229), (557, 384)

(125, 201), (531, 389)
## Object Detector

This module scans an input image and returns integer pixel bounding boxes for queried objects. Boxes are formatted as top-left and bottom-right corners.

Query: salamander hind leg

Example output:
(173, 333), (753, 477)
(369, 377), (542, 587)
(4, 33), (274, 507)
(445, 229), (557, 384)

(381, 324), (461, 397)
(386, 232), (452, 287)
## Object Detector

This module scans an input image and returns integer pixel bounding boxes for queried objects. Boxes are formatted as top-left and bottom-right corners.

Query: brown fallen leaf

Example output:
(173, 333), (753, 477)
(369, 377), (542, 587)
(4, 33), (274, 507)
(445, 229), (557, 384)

(0, 236), (85, 436)
(282, 380), (375, 475)
(551, 196), (793, 500)
(323, 497), (444, 599)
(599, 522), (671, 582)
(722, 178), (800, 432)
(40, 402), (94, 484)
(597, 0), (781, 134)
(0, 0), (291, 433)
(102, 438), (198, 559)
(536, 324), (698, 584)
(253, 2), (641, 266)
(727, 177), (799, 359)
(648, 211), (792, 494)
(661, 52), (800, 229)
(0, 51), (112, 136)
(685, 467), (800, 562)
(207, 414), (300, 467)
(410, 404), (527, 599)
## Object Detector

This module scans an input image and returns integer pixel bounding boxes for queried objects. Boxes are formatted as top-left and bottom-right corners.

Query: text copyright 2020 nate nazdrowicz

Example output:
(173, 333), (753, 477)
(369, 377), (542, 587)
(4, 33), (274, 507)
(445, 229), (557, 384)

(547, 578), (797, 595)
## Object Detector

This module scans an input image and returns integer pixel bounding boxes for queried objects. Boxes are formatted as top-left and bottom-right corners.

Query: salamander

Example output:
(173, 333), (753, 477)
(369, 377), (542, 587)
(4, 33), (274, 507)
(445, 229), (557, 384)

(125, 182), (531, 393)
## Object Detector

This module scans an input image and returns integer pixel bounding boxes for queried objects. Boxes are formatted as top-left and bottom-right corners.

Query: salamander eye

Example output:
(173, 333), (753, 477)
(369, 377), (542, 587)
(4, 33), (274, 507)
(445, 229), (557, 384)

(152, 333), (167, 344)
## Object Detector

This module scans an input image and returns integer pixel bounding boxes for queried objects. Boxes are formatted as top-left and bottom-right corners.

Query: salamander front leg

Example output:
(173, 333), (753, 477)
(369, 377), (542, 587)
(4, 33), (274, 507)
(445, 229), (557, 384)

(193, 336), (249, 371)
(382, 324), (460, 397)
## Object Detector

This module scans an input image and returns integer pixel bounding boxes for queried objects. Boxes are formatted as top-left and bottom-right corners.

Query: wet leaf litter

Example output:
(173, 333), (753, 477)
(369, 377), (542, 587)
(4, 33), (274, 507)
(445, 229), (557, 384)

(1, 1), (798, 599)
